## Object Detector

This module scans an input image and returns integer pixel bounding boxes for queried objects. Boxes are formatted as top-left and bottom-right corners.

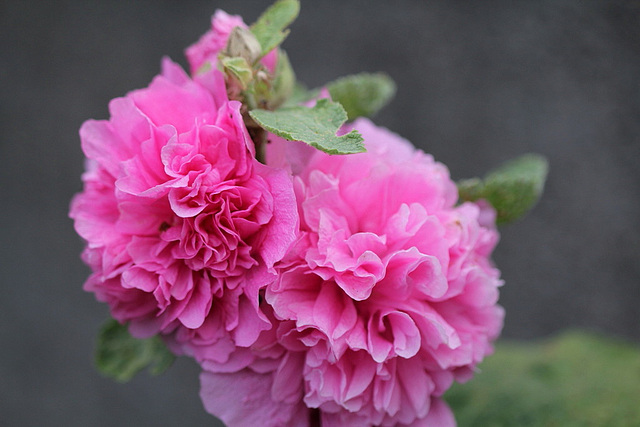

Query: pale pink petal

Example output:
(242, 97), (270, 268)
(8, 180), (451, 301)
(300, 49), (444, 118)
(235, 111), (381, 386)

(200, 368), (309, 427)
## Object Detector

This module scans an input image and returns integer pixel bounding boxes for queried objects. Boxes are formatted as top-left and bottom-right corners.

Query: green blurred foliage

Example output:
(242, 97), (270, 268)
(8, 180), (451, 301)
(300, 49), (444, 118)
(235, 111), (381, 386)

(96, 319), (175, 382)
(445, 331), (640, 426)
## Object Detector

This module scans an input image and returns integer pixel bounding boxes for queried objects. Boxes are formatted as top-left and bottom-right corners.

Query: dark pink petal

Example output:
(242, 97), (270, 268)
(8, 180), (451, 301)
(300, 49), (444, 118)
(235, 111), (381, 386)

(176, 275), (212, 329)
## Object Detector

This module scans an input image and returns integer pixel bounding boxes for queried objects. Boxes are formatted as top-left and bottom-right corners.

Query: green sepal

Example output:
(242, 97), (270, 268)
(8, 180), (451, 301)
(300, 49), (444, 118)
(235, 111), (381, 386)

(249, 98), (366, 155)
(95, 319), (175, 383)
(250, 0), (300, 56)
(458, 154), (548, 224)
(195, 61), (212, 76)
(327, 72), (396, 120)
(220, 56), (254, 90)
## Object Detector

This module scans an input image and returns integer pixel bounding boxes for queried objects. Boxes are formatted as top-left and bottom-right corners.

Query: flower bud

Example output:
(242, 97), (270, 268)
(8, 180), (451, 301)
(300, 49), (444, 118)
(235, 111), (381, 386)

(225, 26), (262, 64)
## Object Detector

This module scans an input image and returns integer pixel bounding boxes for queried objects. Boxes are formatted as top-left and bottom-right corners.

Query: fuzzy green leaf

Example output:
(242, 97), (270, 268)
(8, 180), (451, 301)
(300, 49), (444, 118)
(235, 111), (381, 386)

(456, 178), (485, 202)
(445, 331), (640, 426)
(269, 50), (296, 109)
(249, 98), (365, 154)
(457, 154), (548, 224)
(327, 72), (396, 120)
(250, 0), (300, 56)
(483, 154), (548, 223)
(282, 83), (320, 107)
(95, 319), (175, 382)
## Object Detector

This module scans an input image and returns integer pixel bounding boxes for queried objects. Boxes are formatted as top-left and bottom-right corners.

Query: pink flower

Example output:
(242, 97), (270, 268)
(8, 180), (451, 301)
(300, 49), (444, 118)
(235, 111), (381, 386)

(69, 58), (298, 351)
(262, 119), (504, 425)
(186, 9), (277, 75)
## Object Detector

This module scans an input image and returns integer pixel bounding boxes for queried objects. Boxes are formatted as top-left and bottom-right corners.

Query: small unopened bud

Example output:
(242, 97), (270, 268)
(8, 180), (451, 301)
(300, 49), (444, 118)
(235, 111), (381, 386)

(226, 27), (262, 64)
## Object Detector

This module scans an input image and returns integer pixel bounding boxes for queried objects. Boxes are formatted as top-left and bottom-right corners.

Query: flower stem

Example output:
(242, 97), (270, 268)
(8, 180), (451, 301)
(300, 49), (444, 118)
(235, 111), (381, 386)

(309, 408), (320, 427)
(254, 129), (267, 164)
(242, 105), (267, 165)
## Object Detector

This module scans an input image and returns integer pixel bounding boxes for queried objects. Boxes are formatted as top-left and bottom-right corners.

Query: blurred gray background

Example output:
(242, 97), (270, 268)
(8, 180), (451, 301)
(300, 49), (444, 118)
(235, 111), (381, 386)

(2, 0), (638, 425)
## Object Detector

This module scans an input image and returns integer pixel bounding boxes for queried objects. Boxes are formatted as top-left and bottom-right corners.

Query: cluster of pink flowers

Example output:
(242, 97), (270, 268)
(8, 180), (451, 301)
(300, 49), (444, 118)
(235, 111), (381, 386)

(71, 10), (504, 427)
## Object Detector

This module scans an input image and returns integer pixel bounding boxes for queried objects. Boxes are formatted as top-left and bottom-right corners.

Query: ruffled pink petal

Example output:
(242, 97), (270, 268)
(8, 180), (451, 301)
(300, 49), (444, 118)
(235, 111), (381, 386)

(129, 74), (216, 134)
(404, 398), (456, 427)
(200, 368), (308, 427)
(252, 162), (299, 269)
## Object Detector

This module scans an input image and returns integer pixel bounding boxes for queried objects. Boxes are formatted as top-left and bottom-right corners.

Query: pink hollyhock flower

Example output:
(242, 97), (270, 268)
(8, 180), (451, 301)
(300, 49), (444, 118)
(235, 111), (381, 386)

(69, 58), (298, 352)
(186, 9), (278, 75)
(261, 119), (504, 425)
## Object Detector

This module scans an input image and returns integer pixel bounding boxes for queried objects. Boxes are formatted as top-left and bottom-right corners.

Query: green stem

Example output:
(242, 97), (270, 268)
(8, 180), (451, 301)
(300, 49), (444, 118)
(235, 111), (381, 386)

(254, 128), (267, 164)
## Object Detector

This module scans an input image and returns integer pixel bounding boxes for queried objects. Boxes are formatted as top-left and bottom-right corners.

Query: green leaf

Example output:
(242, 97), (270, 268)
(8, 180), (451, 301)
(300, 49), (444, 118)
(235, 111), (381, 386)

(220, 56), (254, 90)
(327, 72), (396, 120)
(249, 98), (366, 154)
(445, 331), (640, 426)
(457, 154), (548, 224)
(269, 49), (296, 109)
(95, 319), (175, 382)
(250, 0), (300, 56)
(456, 177), (485, 202)
(483, 154), (548, 223)
(282, 83), (320, 108)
